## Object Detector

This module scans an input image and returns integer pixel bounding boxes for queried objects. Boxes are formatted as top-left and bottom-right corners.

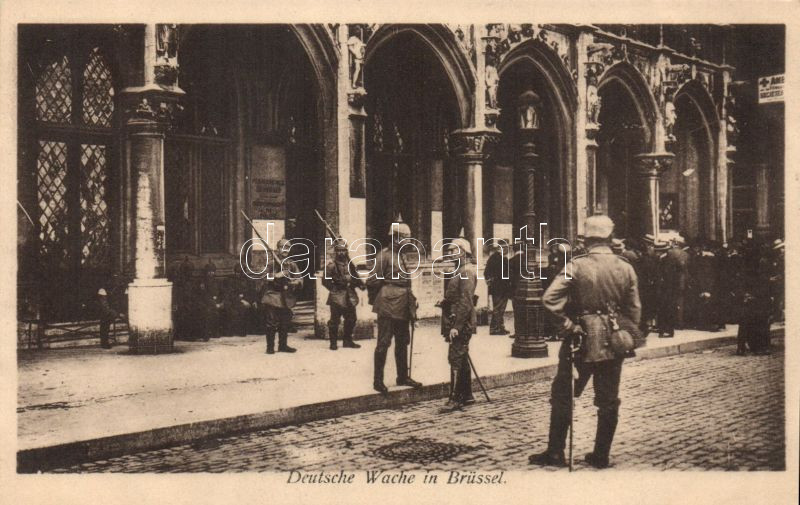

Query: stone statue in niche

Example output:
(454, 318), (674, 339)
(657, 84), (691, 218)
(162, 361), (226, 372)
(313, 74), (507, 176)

(485, 63), (499, 110)
(155, 24), (178, 64)
(587, 73), (601, 125)
(347, 31), (366, 89)
(520, 103), (538, 130)
(664, 92), (677, 142)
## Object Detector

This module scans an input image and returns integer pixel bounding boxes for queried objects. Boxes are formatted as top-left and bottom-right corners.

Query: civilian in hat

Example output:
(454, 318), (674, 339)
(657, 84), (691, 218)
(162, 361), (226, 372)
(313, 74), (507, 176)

(96, 288), (121, 349)
(485, 239), (512, 335)
(637, 236), (659, 335)
(658, 237), (689, 337)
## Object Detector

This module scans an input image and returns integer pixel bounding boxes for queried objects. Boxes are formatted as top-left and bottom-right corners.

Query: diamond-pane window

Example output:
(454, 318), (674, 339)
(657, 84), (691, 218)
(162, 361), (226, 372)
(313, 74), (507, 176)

(36, 141), (69, 264)
(35, 56), (72, 124)
(81, 48), (114, 128)
(80, 144), (110, 266)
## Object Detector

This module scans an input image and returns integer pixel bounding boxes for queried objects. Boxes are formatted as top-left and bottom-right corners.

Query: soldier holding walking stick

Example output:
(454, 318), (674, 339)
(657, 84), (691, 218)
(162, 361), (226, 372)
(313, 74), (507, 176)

(438, 237), (478, 413)
(528, 215), (641, 470)
(366, 216), (423, 394)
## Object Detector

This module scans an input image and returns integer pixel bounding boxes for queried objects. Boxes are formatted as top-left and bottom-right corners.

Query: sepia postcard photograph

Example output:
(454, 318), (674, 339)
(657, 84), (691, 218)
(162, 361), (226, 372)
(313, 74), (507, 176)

(0, 1), (797, 504)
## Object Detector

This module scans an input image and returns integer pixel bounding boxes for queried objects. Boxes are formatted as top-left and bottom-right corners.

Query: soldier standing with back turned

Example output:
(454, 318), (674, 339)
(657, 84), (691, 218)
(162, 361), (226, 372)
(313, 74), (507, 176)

(528, 215), (641, 469)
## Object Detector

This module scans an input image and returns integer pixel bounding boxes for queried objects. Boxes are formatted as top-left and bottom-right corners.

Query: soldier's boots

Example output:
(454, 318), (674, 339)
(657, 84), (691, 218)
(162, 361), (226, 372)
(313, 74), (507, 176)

(397, 377), (422, 389)
(328, 324), (339, 350)
(373, 352), (389, 394)
(342, 339), (360, 349)
(277, 331), (296, 353)
(528, 450), (567, 467)
(586, 409), (618, 469)
(439, 369), (463, 413)
(584, 452), (610, 469)
(266, 333), (275, 354)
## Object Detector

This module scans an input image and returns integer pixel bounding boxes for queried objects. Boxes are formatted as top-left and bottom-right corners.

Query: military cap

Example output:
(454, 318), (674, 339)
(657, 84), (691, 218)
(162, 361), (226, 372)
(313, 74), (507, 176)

(97, 288), (108, 296)
(584, 215), (614, 239)
(447, 237), (472, 255)
(333, 238), (348, 250)
(389, 213), (411, 236)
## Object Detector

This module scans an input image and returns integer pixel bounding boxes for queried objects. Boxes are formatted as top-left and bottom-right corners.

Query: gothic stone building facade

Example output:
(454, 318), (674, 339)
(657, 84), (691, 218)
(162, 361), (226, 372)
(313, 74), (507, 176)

(17, 24), (746, 350)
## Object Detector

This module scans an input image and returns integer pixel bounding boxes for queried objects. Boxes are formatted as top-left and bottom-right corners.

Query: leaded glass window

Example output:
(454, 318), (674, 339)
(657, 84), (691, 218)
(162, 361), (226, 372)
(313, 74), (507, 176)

(81, 48), (114, 127)
(36, 140), (70, 266)
(35, 56), (72, 124)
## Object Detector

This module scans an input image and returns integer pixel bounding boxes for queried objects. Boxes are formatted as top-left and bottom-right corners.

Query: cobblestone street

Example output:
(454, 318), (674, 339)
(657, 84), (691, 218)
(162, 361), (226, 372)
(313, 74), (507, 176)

(52, 343), (785, 473)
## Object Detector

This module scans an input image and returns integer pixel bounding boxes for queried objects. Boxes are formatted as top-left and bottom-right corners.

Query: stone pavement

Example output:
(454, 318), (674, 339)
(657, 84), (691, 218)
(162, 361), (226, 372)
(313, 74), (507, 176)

(17, 317), (780, 464)
(49, 343), (785, 472)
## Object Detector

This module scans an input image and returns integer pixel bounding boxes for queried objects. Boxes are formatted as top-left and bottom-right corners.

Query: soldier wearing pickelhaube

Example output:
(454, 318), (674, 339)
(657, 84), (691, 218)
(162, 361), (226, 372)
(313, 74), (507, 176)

(260, 237), (303, 354)
(529, 215), (641, 469)
(439, 237), (478, 413)
(322, 238), (364, 350)
(366, 215), (423, 394)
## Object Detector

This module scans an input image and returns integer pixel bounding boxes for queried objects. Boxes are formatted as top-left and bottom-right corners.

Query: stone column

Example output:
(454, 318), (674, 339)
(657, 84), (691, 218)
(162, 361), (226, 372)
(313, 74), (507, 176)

(511, 124), (549, 358)
(122, 24), (183, 354)
(754, 163), (771, 238)
(449, 129), (498, 255)
(125, 98), (174, 353)
(634, 152), (674, 239)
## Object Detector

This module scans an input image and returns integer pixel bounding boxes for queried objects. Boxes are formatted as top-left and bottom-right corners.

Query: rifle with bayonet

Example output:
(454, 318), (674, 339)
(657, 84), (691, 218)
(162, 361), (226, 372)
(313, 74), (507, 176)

(240, 210), (289, 288)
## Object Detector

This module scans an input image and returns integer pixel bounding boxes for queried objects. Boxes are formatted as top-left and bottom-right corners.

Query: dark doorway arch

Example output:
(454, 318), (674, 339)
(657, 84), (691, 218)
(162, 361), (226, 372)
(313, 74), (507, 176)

(596, 63), (659, 239)
(661, 81), (720, 241)
(364, 28), (467, 250)
(496, 40), (578, 241)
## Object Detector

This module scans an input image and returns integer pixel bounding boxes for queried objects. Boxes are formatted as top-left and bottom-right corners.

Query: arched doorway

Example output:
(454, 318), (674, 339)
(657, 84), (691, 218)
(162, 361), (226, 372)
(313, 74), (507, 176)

(596, 64), (657, 239)
(18, 26), (121, 321)
(660, 83), (719, 241)
(363, 28), (467, 251)
(166, 25), (331, 300)
(495, 41), (577, 242)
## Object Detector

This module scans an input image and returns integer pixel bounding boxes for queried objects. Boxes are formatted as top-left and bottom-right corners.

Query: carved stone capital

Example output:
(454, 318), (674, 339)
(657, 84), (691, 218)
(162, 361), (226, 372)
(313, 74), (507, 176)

(122, 88), (183, 133)
(449, 128), (501, 161)
(347, 87), (367, 109)
(634, 152), (674, 178)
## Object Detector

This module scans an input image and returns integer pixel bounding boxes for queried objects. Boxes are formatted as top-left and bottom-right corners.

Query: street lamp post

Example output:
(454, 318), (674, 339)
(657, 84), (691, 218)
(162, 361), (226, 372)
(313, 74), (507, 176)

(512, 90), (549, 358)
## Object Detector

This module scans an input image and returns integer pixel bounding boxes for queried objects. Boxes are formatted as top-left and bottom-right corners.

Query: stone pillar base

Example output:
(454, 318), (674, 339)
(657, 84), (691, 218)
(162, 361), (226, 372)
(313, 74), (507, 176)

(512, 342), (549, 358)
(128, 278), (173, 354)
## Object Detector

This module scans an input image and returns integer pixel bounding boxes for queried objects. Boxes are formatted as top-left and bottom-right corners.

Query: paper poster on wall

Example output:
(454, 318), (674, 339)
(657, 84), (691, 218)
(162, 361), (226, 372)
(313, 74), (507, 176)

(250, 145), (286, 220)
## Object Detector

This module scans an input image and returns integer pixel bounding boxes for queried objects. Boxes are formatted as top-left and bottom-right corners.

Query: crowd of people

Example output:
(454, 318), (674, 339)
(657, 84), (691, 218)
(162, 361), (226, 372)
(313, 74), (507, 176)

(483, 231), (785, 355)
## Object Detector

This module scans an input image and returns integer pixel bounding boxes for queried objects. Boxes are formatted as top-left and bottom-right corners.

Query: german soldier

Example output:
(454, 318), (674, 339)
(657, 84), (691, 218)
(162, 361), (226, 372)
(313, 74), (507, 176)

(260, 238), (303, 354)
(366, 218), (422, 394)
(528, 215), (641, 469)
(439, 237), (478, 412)
(322, 239), (364, 350)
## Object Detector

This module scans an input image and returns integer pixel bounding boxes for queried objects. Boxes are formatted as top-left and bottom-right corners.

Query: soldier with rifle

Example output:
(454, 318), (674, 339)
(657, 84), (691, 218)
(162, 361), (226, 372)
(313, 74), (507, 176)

(322, 238), (364, 350)
(366, 216), (422, 394)
(241, 211), (302, 354)
(315, 210), (365, 351)
(528, 215), (641, 470)
(259, 237), (303, 354)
